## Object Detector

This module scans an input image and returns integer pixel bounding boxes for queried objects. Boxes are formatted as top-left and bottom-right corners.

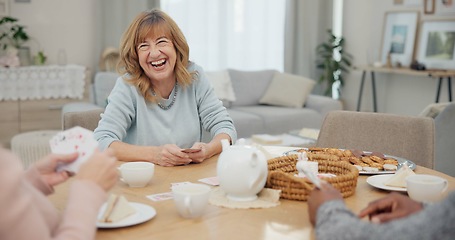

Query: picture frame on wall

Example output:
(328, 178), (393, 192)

(0, 0), (9, 16)
(424, 0), (436, 14)
(380, 11), (419, 67)
(416, 19), (455, 70)
(436, 0), (455, 15)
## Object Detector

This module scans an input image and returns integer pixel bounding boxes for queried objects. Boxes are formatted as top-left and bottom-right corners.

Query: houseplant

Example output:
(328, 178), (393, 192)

(0, 16), (32, 66)
(316, 29), (353, 98)
(0, 16), (29, 50)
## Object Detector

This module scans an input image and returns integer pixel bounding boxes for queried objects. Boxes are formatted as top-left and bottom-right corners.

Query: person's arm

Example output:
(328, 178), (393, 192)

(189, 133), (231, 163)
(309, 184), (455, 240)
(109, 141), (191, 166)
(358, 192), (423, 223)
(187, 65), (237, 163)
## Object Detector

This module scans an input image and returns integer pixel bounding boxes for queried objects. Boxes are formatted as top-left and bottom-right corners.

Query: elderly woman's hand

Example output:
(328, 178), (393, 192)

(187, 142), (208, 163)
(155, 144), (192, 167)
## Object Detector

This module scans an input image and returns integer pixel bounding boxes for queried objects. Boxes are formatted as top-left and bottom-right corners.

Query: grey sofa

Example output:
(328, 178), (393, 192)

(62, 69), (342, 140)
(222, 69), (342, 139)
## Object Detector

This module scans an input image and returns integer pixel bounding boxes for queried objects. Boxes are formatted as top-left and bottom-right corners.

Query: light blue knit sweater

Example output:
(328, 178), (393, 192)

(94, 63), (237, 150)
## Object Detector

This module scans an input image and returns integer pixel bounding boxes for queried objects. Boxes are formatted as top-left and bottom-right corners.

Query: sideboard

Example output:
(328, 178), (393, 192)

(0, 65), (91, 148)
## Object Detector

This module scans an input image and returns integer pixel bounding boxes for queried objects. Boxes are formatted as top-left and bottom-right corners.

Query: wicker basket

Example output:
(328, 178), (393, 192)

(266, 155), (359, 201)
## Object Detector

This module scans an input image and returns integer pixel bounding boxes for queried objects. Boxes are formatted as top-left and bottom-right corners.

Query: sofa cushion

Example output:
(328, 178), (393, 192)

(226, 109), (264, 139)
(259, 72), (315, 108)
(232, 106), (322, 135)
(93, 72), (119, 107)
(205, 70), (236, 102)
(228, 69), (277, 107)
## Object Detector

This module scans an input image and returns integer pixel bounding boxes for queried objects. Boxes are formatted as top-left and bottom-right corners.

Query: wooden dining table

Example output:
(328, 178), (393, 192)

(48, 146), (455, 240)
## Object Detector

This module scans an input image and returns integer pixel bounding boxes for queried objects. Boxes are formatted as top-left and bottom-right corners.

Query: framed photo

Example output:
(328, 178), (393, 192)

(436, 0), (455, 15)
(380, 11), (419, 67)
(424, 0), (436, 14)
(416, 19), (455, 70)
(0, 0), (9, 16)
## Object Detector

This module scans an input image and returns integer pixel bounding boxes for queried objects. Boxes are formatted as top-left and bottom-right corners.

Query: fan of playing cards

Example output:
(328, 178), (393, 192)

(49, 126), (99, 173)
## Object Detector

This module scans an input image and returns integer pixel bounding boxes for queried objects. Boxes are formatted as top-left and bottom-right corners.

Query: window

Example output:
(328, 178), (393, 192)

(161, 0), (286, 71)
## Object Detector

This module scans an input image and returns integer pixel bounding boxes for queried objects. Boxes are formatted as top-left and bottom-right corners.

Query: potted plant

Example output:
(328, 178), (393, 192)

(316, 29), (353, 99)
(0, 16), (31, 66)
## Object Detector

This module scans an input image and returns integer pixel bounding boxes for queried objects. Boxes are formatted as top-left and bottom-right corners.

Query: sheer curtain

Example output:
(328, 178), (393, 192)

(161, 0), (285, 72)
(284, 0), (332, 80)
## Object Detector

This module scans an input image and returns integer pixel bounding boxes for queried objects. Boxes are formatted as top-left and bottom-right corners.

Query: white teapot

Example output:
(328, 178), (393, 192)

(217, 138), (268, 201)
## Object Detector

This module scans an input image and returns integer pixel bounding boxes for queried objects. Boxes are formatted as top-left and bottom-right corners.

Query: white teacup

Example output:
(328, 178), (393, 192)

(172, 183), (211, 218)
(406, 174), (448, 203)
(118, 162), (154, 187)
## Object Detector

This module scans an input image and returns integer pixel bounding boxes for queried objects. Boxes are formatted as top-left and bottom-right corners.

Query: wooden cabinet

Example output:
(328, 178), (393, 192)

(0, 98), (87, 148)
(0, 65), (91, 148)
(0, 101), (20, 148)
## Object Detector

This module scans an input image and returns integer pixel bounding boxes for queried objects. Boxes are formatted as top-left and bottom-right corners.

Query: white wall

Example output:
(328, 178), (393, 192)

(8, 0), (150, 73)
(341, 0), (453, 115)
(9, 0), (98, 69)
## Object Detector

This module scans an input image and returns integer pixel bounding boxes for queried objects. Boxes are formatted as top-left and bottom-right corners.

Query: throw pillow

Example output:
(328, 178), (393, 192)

(205, 70), (236, 102)
(259, 72), (315, 108)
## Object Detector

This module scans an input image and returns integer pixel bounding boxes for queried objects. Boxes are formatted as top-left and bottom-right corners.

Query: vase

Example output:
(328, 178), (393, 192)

(17, 47), (31, 66)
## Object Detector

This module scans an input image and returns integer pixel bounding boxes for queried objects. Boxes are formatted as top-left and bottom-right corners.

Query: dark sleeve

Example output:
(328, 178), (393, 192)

(316, 194), (455, 240)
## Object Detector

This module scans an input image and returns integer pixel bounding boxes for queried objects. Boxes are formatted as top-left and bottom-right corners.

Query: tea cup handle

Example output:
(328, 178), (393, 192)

(442, 179), (448, 193)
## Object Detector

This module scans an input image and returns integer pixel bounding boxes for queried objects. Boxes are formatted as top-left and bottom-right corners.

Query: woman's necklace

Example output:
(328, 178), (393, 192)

(152, 82), (178, 110)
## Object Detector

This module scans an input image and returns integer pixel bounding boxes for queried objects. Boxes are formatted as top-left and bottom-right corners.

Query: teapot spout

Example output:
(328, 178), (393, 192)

(221, 139), (230, 151)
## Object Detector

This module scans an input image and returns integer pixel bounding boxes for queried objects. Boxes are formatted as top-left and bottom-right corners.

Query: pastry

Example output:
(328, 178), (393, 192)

(296, 148), (399, 172)
(101, 194), (136, 223)
(383, 164), (415, 188)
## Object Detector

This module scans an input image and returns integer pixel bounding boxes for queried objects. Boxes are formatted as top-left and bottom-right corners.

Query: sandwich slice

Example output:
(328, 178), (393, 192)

(383, 164), (415, 188)
(101, 194), (136, 223)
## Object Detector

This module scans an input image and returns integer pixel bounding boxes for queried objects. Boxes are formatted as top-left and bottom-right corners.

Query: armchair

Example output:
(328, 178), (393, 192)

(61, 71), (119, 114)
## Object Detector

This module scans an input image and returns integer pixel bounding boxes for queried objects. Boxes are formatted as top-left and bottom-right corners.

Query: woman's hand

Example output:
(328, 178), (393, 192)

(154, 144), (192, 167)
(76, 149), (118, 191)
(34, 152), (79, 187)
(308, 182), (343, 226)
(187, 142), (208, 163)
(358, 192), (423, 223)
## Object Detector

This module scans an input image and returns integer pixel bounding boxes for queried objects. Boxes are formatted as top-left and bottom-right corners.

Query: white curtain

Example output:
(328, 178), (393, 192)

(284, 0), (332, 81)
(161, 0), (286, 72)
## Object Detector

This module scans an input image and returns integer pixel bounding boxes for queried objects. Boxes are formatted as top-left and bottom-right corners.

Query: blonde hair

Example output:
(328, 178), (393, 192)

(118, 9), (196, 102)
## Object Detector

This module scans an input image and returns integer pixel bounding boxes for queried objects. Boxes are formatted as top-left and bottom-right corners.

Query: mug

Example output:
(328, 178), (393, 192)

(118, 162), (154, 187)
(172, 183), (211, 218)
(406, 174), (448, 203)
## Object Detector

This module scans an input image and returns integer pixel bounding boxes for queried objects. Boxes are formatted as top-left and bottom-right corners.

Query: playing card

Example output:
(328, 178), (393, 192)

(198, 176), (219, 186)
(147, 192), (174, 201)
(181, 148), (201, 153)
(49, 126), (99, 173)
(170, 181), (192, 189)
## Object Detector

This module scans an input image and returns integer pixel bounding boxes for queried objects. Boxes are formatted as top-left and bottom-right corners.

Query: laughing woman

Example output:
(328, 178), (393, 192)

(94, 9), (237, 167)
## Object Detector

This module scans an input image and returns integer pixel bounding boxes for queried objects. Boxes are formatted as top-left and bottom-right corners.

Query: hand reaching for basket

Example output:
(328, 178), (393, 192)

(308, 182), (343, 225)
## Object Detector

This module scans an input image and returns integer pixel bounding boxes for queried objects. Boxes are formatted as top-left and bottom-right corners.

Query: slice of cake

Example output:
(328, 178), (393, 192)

(101, 194), (136, 223)
(383, 164), (415, 188)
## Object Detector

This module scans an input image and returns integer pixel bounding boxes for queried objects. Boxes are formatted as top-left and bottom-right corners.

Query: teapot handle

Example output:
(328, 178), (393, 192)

(248, 152), (266, 190)
(221, 139), (230, 151)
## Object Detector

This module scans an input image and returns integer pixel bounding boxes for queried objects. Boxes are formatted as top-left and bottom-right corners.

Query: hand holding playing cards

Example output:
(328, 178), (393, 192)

(155, 144), (192, 167)
(308, 182), (343, 226)
(76, 149), (118, 191)
(33, 152), (79, 187)
(187, 142), (207, 163)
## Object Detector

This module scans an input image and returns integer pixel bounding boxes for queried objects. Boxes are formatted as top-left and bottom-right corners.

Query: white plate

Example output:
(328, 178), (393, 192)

(97, 202), (156, 228)
(366, 175), (407, 192)
(283, 149), (416, 175)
